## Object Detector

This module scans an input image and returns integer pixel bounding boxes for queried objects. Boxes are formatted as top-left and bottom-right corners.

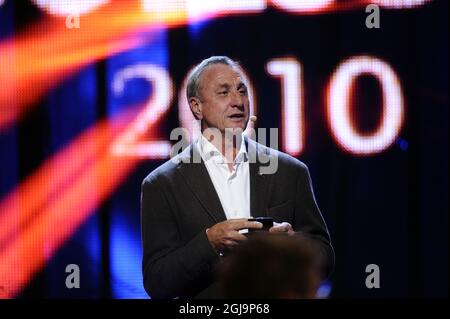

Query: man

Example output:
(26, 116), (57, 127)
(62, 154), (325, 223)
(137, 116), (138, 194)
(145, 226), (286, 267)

(141, 56), (334, 299)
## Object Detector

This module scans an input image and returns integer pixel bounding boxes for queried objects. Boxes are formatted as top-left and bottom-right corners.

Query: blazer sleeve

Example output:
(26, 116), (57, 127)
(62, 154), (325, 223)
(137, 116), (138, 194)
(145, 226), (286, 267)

(141, 175), (219, 299)
(293, 163), (335, 279)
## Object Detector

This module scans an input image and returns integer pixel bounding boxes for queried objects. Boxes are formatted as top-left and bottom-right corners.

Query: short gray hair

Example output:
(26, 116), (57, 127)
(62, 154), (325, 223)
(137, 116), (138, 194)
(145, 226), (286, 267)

(186, 56), (240, 101)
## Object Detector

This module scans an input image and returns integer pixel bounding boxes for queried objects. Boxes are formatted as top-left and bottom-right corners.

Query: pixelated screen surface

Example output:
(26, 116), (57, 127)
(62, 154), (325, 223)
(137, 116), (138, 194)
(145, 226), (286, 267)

(0, 0), (447, 298)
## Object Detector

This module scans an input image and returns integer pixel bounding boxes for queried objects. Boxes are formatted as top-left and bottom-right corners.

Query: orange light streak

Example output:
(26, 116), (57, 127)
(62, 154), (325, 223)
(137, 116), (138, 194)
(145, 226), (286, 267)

(0, 106), (142, 298)
(0, 0), (187, 130)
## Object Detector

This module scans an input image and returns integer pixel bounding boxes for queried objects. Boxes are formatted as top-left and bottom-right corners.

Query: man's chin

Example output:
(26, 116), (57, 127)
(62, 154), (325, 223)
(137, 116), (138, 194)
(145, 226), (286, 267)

(225, 121), (248, 132)
(224, 126), (245, 134)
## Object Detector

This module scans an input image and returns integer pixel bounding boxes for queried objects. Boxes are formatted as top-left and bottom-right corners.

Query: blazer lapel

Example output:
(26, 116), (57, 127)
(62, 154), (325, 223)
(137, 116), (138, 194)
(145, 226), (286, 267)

(176, 144), (227, 223)
(247, 138), (272, 218)
(175, 139), (274, 222)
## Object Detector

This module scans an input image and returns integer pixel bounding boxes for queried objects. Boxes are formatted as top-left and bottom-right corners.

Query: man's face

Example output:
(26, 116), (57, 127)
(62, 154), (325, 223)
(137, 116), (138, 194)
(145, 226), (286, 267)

(191, 63), (250, 133)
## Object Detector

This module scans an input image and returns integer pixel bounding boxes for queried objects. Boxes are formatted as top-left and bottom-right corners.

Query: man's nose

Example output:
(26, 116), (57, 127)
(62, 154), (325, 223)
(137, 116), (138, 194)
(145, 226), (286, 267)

(230, 90), (245, 109)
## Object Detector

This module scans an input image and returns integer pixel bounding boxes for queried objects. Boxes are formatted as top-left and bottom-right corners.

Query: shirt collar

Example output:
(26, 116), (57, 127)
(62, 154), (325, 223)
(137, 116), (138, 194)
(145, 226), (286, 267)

(196, 134), (248, 164)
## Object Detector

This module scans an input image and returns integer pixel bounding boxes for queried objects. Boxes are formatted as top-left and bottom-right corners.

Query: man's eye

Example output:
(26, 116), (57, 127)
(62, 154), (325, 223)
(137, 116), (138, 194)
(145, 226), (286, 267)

(239, 89), (247, 95)
(218, 91), (228, 95)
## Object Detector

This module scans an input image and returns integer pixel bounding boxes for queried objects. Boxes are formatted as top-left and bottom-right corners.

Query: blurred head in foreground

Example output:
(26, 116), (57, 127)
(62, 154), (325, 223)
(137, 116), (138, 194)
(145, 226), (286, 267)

(217, 233), (322, 299)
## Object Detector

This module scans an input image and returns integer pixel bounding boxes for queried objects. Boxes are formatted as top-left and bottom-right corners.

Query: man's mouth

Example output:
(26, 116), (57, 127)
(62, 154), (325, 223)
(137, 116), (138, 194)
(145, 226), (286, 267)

(228, 113), (245, 120)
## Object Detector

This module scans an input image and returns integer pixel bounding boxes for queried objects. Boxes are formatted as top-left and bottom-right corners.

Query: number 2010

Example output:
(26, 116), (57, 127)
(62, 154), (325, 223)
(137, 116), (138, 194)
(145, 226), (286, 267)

(111, 55), (404, 158)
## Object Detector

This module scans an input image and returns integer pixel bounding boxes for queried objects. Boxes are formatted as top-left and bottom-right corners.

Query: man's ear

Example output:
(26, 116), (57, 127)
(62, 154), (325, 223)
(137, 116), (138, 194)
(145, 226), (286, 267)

(188, 97), (203, 120)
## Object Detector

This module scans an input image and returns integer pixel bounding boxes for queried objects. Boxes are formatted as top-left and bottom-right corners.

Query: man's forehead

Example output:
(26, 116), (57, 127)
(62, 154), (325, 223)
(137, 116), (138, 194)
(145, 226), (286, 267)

(202, 64), (245, 84)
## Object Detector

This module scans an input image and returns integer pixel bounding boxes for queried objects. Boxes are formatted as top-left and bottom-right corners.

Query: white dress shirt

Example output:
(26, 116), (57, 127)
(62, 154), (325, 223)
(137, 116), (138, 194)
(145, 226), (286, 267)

(195, 134), (250, 220)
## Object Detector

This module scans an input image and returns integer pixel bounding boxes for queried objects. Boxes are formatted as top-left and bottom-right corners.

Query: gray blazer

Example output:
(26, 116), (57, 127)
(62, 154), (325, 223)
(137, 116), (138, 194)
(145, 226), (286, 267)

(141, 138), (335, 299)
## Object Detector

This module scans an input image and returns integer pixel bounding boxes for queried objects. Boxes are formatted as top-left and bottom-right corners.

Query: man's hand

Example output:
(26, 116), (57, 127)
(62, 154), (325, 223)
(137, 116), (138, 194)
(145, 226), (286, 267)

(269, 222), (295, 236)
(206, 218), (263, 251)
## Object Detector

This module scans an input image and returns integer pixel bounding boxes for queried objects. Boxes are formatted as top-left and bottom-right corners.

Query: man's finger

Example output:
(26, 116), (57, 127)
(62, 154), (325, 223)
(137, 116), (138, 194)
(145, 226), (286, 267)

(234, 221), (263, 230)
(228, 233), (248, 242)
(228, 218), (262, 230)
(244, 221), (263, 229)
(229, 218), (251, 223)
(269, 222), (292, 232)
(224, 239), (240, 247)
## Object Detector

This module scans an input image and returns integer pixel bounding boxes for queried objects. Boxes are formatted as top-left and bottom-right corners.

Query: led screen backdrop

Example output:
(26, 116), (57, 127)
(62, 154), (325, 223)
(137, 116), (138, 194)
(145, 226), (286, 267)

(0, 0), (448, 298)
